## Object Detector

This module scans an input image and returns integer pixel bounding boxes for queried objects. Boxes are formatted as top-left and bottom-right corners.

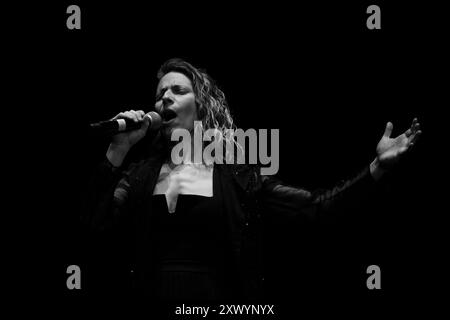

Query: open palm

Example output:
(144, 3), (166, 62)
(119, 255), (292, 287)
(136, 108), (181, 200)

(376, 118), (421, 168)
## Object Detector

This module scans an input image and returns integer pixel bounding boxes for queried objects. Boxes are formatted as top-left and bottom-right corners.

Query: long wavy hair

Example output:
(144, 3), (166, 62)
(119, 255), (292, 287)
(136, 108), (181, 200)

(157, 58), (241, 163)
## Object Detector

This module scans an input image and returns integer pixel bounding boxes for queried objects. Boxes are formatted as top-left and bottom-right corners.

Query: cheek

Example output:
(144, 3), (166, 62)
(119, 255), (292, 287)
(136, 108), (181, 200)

(155, 103), (163, 113)
(182, 98), (198, 118)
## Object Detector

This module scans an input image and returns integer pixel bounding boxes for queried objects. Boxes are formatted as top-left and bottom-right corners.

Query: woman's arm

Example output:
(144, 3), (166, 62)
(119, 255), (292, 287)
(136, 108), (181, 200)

(81, 109), (152, 231)
(260, 118), (422, 221)
(81, 156), (134, 232)
(260, 166), (375, 221)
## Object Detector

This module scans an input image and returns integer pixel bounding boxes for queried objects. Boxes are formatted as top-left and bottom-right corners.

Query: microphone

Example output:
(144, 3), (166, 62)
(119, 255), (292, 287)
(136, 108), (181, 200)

(90, 111), (162, 135)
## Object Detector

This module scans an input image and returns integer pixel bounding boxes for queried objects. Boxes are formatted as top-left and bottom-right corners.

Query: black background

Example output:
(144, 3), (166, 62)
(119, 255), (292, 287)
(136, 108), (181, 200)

(9, 1), (446, 317)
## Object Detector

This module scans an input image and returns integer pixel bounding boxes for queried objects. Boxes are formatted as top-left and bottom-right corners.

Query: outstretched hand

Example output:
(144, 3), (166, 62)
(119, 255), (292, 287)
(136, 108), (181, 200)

(376, 118), (422, 169)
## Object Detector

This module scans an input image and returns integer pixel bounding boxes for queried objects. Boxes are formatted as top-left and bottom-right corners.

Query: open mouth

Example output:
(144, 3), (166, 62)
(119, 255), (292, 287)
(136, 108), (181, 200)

(161, 109), (177, 122)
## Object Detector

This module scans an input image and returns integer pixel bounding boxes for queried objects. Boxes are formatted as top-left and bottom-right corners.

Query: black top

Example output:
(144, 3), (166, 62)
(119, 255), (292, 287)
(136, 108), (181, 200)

(85, 157), (376, 300)
(151, 193), (228, 300)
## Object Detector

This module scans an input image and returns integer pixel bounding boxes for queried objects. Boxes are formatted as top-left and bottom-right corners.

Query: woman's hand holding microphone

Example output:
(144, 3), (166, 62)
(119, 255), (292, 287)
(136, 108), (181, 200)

(106, 110), (151, 168)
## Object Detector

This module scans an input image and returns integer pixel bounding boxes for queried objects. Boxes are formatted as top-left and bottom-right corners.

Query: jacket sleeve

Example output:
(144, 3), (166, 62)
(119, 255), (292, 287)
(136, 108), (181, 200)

(81, 157), (135, 232)
(259, 166), (377, 222)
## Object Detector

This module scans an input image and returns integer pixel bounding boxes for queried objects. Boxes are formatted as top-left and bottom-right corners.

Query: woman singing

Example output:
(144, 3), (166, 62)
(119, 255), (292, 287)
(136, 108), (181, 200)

(84, 58), (421, 301)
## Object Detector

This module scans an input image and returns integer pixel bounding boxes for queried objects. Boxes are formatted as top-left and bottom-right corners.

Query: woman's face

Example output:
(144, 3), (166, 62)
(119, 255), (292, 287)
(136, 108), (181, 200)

(155, 72), (198, 138)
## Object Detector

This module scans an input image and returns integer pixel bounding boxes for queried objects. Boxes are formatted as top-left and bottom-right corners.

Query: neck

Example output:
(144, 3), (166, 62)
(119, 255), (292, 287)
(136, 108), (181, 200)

(165, 130), (204, 166)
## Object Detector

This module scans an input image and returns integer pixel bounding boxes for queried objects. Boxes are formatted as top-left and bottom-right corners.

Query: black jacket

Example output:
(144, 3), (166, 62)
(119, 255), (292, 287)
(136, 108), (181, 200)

(83, 155), (377, 299)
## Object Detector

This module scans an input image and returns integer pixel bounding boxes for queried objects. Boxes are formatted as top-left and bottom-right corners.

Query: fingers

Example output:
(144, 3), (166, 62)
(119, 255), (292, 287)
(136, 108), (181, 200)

(383, 122), (393, 138)
(124, 110), (140, 122)
(136, 110), (145, 120)
(114, 109), (146, 122)
(405, 118), (421, 137)
(127, 110), (149, 132)
(409, 130), (422, 146)
(407, 118), (422, 146)
(141, 112), (150, 129)
(404, 128), (412, 137)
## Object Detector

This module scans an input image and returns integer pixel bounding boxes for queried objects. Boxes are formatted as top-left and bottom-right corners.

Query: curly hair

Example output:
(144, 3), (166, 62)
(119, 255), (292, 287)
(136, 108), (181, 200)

(157, 58), (242, 163)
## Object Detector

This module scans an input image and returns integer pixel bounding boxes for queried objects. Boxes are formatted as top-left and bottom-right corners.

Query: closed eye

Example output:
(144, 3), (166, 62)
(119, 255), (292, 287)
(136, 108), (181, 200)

(155, 85), (191, 102)
(172, 85), (189, 94)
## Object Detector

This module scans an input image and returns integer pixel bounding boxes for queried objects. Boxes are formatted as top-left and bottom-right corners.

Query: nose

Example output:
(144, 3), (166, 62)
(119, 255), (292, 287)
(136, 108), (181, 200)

(162, 90), (174, 108)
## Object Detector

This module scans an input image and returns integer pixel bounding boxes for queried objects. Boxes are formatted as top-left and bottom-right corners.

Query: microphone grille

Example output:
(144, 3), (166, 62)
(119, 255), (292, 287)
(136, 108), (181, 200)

(146, 111), (162, 130)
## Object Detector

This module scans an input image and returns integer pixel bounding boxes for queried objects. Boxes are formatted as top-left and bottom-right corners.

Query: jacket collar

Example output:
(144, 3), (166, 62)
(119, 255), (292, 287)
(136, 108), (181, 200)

(139, 156), (257, 194)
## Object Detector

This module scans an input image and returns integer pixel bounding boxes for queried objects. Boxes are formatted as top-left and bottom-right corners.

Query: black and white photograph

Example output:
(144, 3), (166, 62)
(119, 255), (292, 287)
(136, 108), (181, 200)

(9, 1), (446, 318)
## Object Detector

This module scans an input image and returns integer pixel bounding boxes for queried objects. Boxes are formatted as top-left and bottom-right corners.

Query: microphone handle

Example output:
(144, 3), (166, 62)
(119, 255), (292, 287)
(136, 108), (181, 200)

(90, 118), (143, 135)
